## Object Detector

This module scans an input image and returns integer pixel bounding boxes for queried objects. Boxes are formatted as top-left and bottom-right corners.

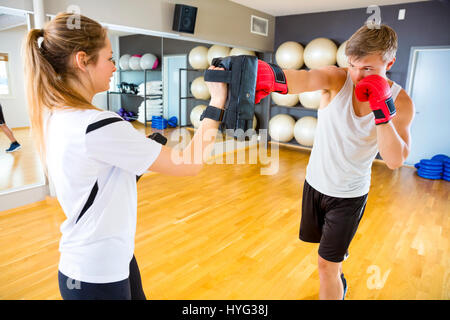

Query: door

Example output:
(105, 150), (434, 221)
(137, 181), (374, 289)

(405, 46), (450, 165)
(163, 54), (187, 126)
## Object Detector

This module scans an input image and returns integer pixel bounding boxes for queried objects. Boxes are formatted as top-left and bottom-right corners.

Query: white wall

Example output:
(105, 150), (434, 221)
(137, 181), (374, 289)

(0, 25), (29, 128)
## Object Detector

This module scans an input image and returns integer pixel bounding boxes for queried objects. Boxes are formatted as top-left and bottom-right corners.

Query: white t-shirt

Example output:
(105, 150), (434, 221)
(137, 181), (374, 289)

(45, 108), (162, 283)
(305, 71), (402, 198)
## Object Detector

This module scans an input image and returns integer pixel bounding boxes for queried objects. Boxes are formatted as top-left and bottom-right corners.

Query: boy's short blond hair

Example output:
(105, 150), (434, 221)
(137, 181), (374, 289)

(345, 23), (398, 62)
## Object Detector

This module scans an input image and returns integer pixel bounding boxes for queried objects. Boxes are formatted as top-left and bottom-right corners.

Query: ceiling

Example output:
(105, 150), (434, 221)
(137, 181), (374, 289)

(229, 0), (429, 16)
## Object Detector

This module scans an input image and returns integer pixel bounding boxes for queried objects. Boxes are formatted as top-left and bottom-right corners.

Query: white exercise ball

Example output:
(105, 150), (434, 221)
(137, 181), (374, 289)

(190, 105), (207, 128)
(269, 114), (296, 142)
(129, 55), (142, 70)
(140, 53), (159, 70)
(119, 54), (131, 70)
(252, 115), (257, 130)
(275, 41), (304, 70)
(271, 92), (299, 107)
(294, 116), (317, 147)
(190, 76), (210, 100)
(336, 41), (349, 68)
(189, 46), (209, 69)
(207, 45), (231, 65)
(299, 90), (322, 109)
(303, 38), (337, 69)
(229, 47), (256, 56)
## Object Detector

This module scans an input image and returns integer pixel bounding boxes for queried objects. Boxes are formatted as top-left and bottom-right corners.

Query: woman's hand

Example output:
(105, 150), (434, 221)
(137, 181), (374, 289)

(205, 66), (228, 109)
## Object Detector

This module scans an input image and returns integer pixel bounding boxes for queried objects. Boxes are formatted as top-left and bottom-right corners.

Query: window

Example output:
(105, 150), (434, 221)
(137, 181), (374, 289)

(0, 53), (11, 96)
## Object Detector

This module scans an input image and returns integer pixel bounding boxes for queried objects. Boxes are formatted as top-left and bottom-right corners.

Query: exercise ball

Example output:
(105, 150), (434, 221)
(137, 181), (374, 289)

(336, 41), (349, 68)
(190, 105), (207, 128)
(299, 90), (322, 109)
(119, 54), (131, 70)
(294, 116), (317, 147)
(303, 38), (337, 69)
(129, 55), (142, 70)
(140, 53), (159, 70)
(269, 114), (295, 142)
(252, 115), (257, 130)
(207, 45), (230, 65)
(275, 41), (304, 70)
(271, 92), (299, 107)
(190, 76), (211, 100)
(189, 46), (209, 70)
(229, 47), (256, 56)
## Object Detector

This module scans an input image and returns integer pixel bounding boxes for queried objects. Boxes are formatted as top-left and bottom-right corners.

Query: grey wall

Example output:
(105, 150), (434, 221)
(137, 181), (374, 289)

(39, 0), (275, 52)
(275, 0), (450, 88)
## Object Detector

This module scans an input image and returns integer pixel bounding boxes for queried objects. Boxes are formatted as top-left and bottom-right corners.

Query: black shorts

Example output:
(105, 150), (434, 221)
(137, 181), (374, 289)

(299, 180), (368, 263)
(0, 104), (5, 125)
(58, 255), (146, 300)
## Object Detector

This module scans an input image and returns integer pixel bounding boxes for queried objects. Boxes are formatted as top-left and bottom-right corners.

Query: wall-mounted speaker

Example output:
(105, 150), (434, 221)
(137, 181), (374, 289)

(172, 4), (198, 34)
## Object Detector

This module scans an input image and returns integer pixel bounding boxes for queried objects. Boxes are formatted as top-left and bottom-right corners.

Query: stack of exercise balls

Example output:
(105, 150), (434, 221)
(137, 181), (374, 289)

(207, 45), (230, 65)
(298, 90), (322, 109)
(189, 46), (209, 70)
(303, 38), (337, 69)
(269, 114), (318, 146)
(271, 92), (298, 107)
(189, 45), (256, 70)
(190, 76), (210, 100)
(190, 105), (207, 128)
(118, 53), (159, 70)
(268, 37), (349, 146)
(294, 116), (317, 146)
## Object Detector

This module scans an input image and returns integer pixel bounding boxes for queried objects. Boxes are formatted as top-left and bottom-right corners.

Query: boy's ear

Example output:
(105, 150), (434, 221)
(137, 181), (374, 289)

(386, 57), (396, 71)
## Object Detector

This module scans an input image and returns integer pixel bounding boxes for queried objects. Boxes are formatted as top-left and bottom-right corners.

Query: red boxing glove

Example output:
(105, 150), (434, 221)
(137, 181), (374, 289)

(255, 60), (288, 104)
(355, 75), (396, 125)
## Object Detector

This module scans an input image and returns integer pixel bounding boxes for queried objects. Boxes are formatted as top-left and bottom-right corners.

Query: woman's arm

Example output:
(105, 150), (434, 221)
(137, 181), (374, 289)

(148, 67), (227, 176)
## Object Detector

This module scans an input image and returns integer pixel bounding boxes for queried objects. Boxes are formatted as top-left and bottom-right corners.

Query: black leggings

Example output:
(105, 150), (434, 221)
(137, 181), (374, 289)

(58, 255), (146, 300)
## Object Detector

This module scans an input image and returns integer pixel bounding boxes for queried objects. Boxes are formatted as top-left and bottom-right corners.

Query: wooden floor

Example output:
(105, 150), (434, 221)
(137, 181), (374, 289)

(0, 127), (45, 192)
(0, 142), (449, 300)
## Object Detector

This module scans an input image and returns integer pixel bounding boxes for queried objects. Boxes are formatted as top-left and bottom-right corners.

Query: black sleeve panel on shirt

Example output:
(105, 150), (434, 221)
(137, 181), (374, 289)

(86, 117), (124, 134)
(85, 112), (162, 176)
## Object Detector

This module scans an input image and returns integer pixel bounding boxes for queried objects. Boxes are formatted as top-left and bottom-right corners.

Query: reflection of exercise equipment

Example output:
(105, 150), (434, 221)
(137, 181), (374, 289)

(118, 82), (139, 95)
(271, 92), (298, 107)
(189, 46), (209, 69)
(269, 114), (295, 142)
(119, 54), (131, 70)
(336, 41), (349, 68)
(275, 41), (304, 70)
(294, 116), (317, 147)
(129, 55), (142, 70)
(207, 45), (230, 65)
(190, 76), (210, 100)
(140, 53), (159, 70)
(151, 116), (178, 130)
(299, 90), (322, 109)
(304, 38), (337, 69)
(117, 108), (137, 121)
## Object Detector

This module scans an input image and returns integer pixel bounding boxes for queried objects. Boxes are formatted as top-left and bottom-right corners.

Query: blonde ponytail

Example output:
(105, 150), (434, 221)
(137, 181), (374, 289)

(24, 13), (107, 173)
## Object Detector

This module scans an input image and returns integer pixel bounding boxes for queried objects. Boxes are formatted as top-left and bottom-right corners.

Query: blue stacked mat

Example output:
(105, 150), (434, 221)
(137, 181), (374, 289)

(414, 154), (449, 181)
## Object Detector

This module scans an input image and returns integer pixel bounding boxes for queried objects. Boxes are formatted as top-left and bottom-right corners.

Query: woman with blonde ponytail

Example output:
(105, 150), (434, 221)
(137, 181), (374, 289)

(24, 13), (227, 300)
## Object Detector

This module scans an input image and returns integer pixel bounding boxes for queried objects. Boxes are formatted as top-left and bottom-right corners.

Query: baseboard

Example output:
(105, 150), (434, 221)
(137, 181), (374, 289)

(0, 183), (49, 212)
